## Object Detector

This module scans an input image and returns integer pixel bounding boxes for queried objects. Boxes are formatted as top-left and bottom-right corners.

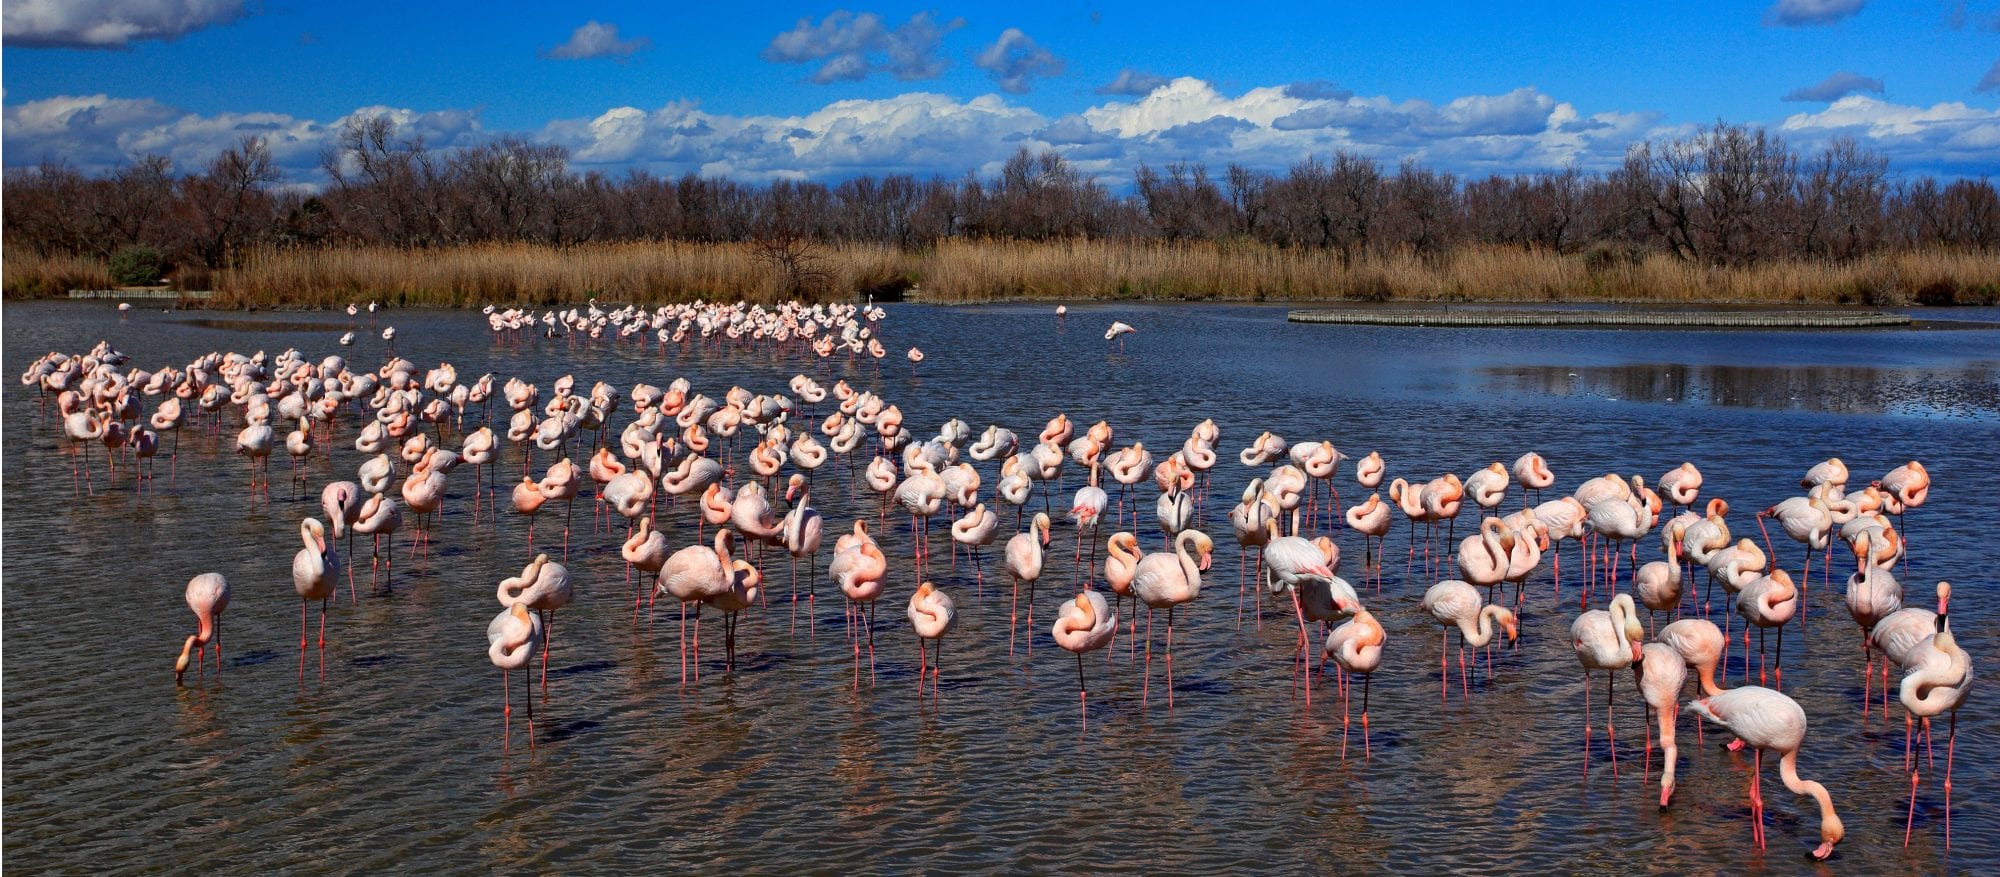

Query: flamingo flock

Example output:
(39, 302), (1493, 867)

(24, 298), (1981, 863)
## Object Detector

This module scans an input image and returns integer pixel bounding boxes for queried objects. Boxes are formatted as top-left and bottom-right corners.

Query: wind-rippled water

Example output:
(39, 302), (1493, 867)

(4, 300), (1996, 875)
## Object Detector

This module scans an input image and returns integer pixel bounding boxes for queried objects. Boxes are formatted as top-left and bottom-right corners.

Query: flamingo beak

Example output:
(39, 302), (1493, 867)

(1199, 551), (1213, 572)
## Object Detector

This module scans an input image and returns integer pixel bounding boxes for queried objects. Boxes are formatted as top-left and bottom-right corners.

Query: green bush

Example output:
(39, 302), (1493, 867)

(108, 246), (165, 286)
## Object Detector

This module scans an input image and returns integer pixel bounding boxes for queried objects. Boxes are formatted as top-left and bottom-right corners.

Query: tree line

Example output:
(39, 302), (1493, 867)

(5, 115), (1996, 271)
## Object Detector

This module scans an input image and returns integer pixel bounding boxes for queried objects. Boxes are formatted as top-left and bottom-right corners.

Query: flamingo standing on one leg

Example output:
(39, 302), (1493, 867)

(1005, 512), (1051, 658)
(1052, 589), (1117, 728)
(829, 522), (889, 686)
(1689, 686), (1845, 860)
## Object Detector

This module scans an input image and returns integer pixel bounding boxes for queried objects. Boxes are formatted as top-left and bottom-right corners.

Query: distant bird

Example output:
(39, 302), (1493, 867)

(117, 302), (132, 312)
(339, 332), (355, 346)
(1105, 321), (1136, 352)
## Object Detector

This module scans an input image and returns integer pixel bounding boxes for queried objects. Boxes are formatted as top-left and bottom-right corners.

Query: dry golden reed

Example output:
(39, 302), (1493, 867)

(7, 239), (1996, 308)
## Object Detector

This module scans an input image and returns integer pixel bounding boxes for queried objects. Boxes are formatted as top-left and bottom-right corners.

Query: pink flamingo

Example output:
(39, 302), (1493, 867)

(1689, 686), (1844, 860)
(657, 529), (736, 684)
(1422, 579), (1518, 702)
(907, 581), (956, 698)
(1898, 611), (1971, 848)
(496, 553), (573, 694)
(174, 573), (231, 684)
(1005, 512), (1051, 657)
(1634, 642), (1686, 806)
(292, 518), (337, 672)
(1572, 593), (1643, 778)
(488, 603), (543, 742)
(1052, 589), (1116, 727)
(829, 522), (888, 685)
(1132, 529), (1212, 707)
(1324, 608), (1385, 759)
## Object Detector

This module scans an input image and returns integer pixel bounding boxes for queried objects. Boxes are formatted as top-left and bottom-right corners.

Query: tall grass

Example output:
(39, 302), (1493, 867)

(4, 239), (1995, 307)
(3, 248), (115, 299)
(211, 242), (912, 309)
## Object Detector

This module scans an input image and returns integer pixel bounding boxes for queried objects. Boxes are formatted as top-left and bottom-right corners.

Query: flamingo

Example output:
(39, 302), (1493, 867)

(174, 573), (231, 684)
(1659, 462), (1702, 510)
(1052, 589), (1117, 727)
(1229, 478), (1278, 625)
(1512, 451), (1555, 509)
(1324, 609), (1385, 758)
(829, 522), (889, 685)
(1572, 593), (1644, 777)
(1132, 529), (1212, 707)
(1635, 641), (1687, 807)
(1421, 579), (1519, 702)
(907, 582), (956, 698)
(496, 553), (573, 694)
(657, 529), (736, 684)
(1104, 320), (1136, 351)
(950, 502), (998, 594)
(1635, 524), (1684, 629)
(291, 518), (337, 670)
(1345, 493), (1392, 579)
(320, 481), (363, 600)
(1871, 582), (1950, 717)
(1734, 568), (1798, 689)
(1657, 617), (1727, 698)
(1898, 610), (1971, 848)
(705, 559), (761, 671)
(1688, 687), (1845, 860)
(781, 475), (826, 631)
(1457, 517), (1511, 602)
(511, 477), (548, 550)
(352, 493), (402, 589)
(622, 517), (669, 606)
(1354, 450), (1384, 490)
(1005, 512), (1052, 657)
(1264, 515), (1348, 704)
(1464, 462), (1510, 514)
(487, 603), (543, 740)
(1069, 460), (1109, 585)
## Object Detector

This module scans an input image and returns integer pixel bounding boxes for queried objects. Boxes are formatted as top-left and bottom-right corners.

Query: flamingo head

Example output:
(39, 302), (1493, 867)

(786, 473), (807, 502)
(1937, 581), (1951, 617)
(1814, 813), (1845, 860)
(174, 635), (198, 684)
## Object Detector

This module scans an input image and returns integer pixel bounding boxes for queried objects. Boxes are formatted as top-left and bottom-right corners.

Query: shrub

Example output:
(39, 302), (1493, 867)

(108, 246), (165, 286)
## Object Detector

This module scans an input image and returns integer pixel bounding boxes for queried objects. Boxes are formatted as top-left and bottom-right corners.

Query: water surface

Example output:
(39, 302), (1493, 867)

(4, 300), (1995, 875)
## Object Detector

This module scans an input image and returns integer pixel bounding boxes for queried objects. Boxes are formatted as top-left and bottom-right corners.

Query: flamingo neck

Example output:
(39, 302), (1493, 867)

(1778, 749), (1843, 853)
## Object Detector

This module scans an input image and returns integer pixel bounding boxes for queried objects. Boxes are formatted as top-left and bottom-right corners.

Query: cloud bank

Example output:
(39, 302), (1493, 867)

(2, 0), (247, 48)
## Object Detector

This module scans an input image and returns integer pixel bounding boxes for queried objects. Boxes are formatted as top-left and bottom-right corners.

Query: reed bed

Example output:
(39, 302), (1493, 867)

(3, 248), (115, 298)
(5, 240), (1995, 308)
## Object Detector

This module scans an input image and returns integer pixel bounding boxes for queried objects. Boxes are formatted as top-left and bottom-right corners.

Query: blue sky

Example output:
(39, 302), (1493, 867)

(5, 1), (1998, 184)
